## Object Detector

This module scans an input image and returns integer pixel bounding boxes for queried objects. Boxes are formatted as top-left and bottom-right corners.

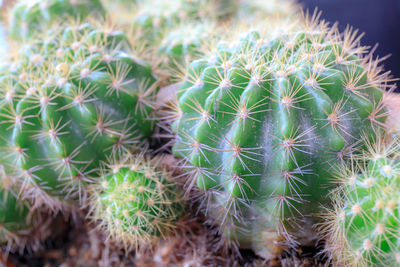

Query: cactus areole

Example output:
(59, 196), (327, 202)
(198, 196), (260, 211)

(171, 17), (387, 257)
(0, 23), (158, 210)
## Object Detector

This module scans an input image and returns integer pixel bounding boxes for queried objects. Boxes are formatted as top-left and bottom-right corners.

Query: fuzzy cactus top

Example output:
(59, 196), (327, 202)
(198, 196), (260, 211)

(0, 22), (158, 212)
(171, 13), (388, 258)
(9, 0), (105, 40)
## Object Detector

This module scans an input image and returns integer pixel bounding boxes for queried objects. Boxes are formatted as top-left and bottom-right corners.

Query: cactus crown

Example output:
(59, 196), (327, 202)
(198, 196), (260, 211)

(321, 138), (400, 267)
(171, 11), (389, 257)
(88, 154), (185, 250)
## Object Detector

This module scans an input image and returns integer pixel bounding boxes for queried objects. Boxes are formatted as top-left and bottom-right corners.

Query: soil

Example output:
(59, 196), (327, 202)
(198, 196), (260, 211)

(1, 213), (329, 267)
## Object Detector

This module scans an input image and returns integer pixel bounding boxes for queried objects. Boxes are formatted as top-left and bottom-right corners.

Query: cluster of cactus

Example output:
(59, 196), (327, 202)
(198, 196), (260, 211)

(321, 138), (400, 266)
(1, 0), (399, 265)
(8, 0), (105, 40)
(88, 154), (185, 250)
(171, 12), (387, 258)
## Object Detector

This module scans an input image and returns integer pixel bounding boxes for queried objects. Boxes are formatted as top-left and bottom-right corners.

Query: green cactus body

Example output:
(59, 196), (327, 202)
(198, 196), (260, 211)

(323, 140), (400, 267)
(9, 0), (105, 40)
(171, 19), (386, 257)
(0, 189), (29, 245)
(89, 154), (185, 249)
(158, 22), (214, 68)
(0, 23), (158, 210)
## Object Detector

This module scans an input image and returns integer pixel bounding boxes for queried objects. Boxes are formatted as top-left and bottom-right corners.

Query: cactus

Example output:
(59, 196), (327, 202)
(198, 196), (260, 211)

(8, 0), (105, 40)
(133, 0), (225, 44)
(88, 154), (185, 250)
(320, 138), (400, 267)
(0, 189), (30, 246)
(171, 12), (388, 258)
(236, 0), (300, 24)
(0, 21), (158, 212)
(158, 22), (215, 69)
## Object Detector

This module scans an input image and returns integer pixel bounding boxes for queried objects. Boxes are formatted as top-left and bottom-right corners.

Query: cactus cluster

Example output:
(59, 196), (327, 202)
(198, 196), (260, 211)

(171, 12), (387, 258)
(9, 0), (105, 40)
(321, 139), (400, 267)
(0, 21), (158, 212)
(1, 0), (399, 265)
(88, 154), (185, 250)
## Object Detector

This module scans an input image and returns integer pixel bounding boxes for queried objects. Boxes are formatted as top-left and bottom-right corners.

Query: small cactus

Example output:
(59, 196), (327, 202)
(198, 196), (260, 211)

(321, 138), (400, 267)
(133, 0), (223, 44)
(171, 12), (388, 258)
(0, 21), (158, 211)
(158, 22), (216, 69)
(88, 154), (185, 250)
(9, 0), (105, 40)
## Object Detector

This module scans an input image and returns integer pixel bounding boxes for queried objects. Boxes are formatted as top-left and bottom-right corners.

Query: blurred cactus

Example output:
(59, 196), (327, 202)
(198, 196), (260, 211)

(9, 0), (105, 40)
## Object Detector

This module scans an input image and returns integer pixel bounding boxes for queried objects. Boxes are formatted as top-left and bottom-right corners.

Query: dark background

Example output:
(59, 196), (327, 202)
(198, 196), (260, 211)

(299, 0), (400, 90)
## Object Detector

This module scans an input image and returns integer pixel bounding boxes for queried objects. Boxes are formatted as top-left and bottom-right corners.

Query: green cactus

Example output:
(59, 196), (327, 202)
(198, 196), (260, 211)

(158, 22), (215, 69)
(236, 0), (299, 24)
(0, 21), (158, 211)
(321, 138), (400, 267)
(0, 189), (30, 246)
(9, 0), (105, 41)
(171, 14), (387, 258)
(133, 0), (226, 44)
(88, 154), (185, 250)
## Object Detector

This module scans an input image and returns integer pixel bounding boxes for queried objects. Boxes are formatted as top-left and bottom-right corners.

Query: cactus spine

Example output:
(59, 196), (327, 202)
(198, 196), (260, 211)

(0, 21), (158, 211)
(9, 0), (105, 40)
(88, 154), (185, 250)
(321, 138), (400, 267)
(171, 12), (388, 258)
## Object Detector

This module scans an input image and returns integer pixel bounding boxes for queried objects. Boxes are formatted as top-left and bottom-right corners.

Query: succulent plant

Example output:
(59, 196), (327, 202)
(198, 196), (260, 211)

(236, 0), (299, 24)
(321, 138), (400, 267)
(88, 153), (185, 250)
(0, 21), (158, 212)
(158, 22), (215, 69)
(9, 0), (105, 40)
(0, 189), (30, 246)
(171, 13), (388, 258)
(133, 0), (226, 44)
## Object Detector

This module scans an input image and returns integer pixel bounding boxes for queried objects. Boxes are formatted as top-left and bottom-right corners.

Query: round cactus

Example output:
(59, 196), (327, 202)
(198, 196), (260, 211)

(158, 22), (215, 69)
(8, 0), (105, 40)
(171, 14), (388, 258)
(321, 138), (400, 267)
(0, 21), (158, 211)
(133, 0), (224, 44)
(88, 154), (185, 250)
